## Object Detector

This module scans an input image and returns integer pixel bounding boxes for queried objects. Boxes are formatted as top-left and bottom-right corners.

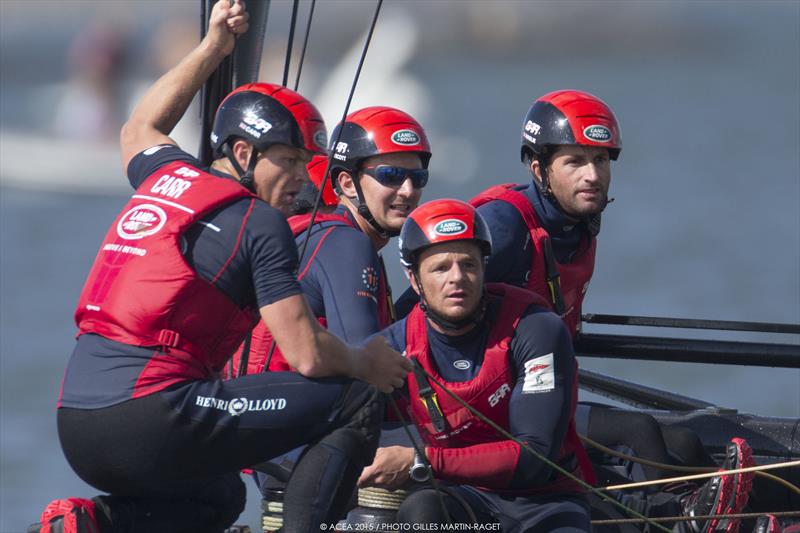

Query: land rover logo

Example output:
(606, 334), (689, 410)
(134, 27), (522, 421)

(583, 125), (613, 143)
(116, 204), (167, 240)
(453, 360), (471, 370)
(391, 129), (420, 146)
(314, 130), (328, 150)
(433, 219), (467, 236)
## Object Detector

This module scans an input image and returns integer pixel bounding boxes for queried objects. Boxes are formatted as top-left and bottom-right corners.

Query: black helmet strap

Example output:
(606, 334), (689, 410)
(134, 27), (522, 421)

(350, 168), (398, 239)
(222, 142), (260, 194)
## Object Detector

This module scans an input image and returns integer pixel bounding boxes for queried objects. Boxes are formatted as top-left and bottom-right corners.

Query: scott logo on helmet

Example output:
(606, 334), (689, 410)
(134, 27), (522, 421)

(583, 125), (613, 143)
(433, 219), (468, 236)
(391, 129), (420, 146)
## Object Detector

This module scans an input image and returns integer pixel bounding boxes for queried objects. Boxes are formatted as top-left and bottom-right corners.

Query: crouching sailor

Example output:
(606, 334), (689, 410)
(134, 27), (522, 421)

(29, 2), (411, 532)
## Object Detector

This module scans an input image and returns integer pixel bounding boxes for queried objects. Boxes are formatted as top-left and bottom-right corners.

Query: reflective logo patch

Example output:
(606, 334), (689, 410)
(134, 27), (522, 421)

(391, 129), (420, 146)
(117, 204), (167, 240)
(583, 124), (613, 143)
(453, 359), (471, 370)
(433, 219), (467, 236)
(523, 353), (555, 394)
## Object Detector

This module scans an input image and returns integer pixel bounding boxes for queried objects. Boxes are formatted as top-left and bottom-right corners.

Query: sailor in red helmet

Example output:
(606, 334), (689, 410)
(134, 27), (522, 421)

(362, 201), (755, 533)
(31, 2), (411, 532)
(229, 106), (431, 377)
(360, 198), (595, 530)
(461, 91), (755, 531)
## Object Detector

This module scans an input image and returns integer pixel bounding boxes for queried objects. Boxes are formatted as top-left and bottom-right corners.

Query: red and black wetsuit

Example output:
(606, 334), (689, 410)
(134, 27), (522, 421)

(377, 283), (593, 531)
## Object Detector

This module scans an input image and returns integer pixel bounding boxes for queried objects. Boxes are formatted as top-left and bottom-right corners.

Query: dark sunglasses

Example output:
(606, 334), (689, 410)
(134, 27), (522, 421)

(360, 166), (429, 189)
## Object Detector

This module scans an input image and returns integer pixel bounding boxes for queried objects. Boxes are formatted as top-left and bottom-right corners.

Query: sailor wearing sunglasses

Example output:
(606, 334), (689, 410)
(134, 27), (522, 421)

(230, 106), (432, 378)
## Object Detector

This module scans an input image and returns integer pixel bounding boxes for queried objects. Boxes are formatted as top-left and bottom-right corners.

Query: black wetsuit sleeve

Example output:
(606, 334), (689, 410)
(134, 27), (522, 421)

(245, 203), (303, 308)
(506, 306), (577, 488)
(126, 145), (200, 189)
(300, 227), (385, 342)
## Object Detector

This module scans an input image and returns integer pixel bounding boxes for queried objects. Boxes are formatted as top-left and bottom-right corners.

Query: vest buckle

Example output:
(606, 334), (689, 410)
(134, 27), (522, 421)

(158, 329), (181, 350)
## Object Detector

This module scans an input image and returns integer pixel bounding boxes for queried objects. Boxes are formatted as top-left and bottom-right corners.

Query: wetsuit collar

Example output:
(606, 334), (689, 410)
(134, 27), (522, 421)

(524, 183), (586, 263)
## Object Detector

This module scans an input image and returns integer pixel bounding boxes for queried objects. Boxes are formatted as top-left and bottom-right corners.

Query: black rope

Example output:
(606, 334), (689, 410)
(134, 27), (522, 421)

(282, 0), (300, 87)
(293, 0), (317, 91)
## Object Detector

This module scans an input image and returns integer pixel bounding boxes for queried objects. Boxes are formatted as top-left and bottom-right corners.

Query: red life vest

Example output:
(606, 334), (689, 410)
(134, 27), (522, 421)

(75, 161), (259, 397)
(470, 184), (595, 337)
(405, 283), (594, 493)
(229, 212), (393, 376)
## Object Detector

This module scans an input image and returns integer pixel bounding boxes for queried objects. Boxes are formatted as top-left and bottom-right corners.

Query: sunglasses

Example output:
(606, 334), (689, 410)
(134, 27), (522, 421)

(360, 166), (429, 189)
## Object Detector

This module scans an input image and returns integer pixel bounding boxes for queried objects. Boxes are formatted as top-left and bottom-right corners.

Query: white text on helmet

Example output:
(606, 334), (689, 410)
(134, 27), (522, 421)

(239, 111), (273, 139)
(525, 120), (542, 135)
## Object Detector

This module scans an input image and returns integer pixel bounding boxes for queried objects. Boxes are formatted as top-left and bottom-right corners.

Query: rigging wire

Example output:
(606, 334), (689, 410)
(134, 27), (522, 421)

(293, 0), (317, 91)
(261, 0), (386, 373)
(604, 459), (800, 492)
(580, 435), (800, 496)
(282, 0), (300, 87)
(297, 0), (383, 265)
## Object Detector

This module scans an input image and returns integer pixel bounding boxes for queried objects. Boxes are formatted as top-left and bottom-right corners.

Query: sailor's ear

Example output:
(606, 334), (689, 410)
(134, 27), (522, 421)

(231, 139), (255, 170)
(336, 171), (358, 199)
(530, 159), (543, 185)
(408, 269), (421, 295)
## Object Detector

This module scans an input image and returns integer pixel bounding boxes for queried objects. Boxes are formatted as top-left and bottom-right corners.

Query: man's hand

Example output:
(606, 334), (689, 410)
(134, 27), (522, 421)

(355, 337), (412, 394)
(206, 0), (250, 57)
(358, 446), (415, 490)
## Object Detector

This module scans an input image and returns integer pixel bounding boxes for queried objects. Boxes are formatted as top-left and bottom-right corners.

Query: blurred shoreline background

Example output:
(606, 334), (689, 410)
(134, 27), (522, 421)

(1, 1), (798, 531)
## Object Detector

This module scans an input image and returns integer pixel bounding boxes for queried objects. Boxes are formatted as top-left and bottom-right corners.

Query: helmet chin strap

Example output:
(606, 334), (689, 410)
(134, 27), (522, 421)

(350, 173), (399, 238)
(222, 143), (260, 194)
(412, 268), (487, 332)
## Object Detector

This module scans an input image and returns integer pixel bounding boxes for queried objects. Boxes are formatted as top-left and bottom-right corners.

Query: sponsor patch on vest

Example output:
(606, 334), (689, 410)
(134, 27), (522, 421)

(117, 204), (167, 240)
(453, 359), (471, 370)
(583, 124), (613, 143)
(391, 129), (420, 146)
(523, 353), (555, 394)
(195, 395), (287, 416)
(433, 219), (467, 237)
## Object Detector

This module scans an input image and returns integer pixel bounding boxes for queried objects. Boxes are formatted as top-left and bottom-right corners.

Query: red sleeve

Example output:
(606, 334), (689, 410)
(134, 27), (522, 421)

(426, 440), (521, 488)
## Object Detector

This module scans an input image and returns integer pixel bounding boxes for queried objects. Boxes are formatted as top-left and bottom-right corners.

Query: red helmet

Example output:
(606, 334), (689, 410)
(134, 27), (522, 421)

(520, 90), (621, 163)
(211, 82), (328, 157)
(399, 199), (492, 267)
(328, 106), (431, 187)
(307, 155), (338, 207)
